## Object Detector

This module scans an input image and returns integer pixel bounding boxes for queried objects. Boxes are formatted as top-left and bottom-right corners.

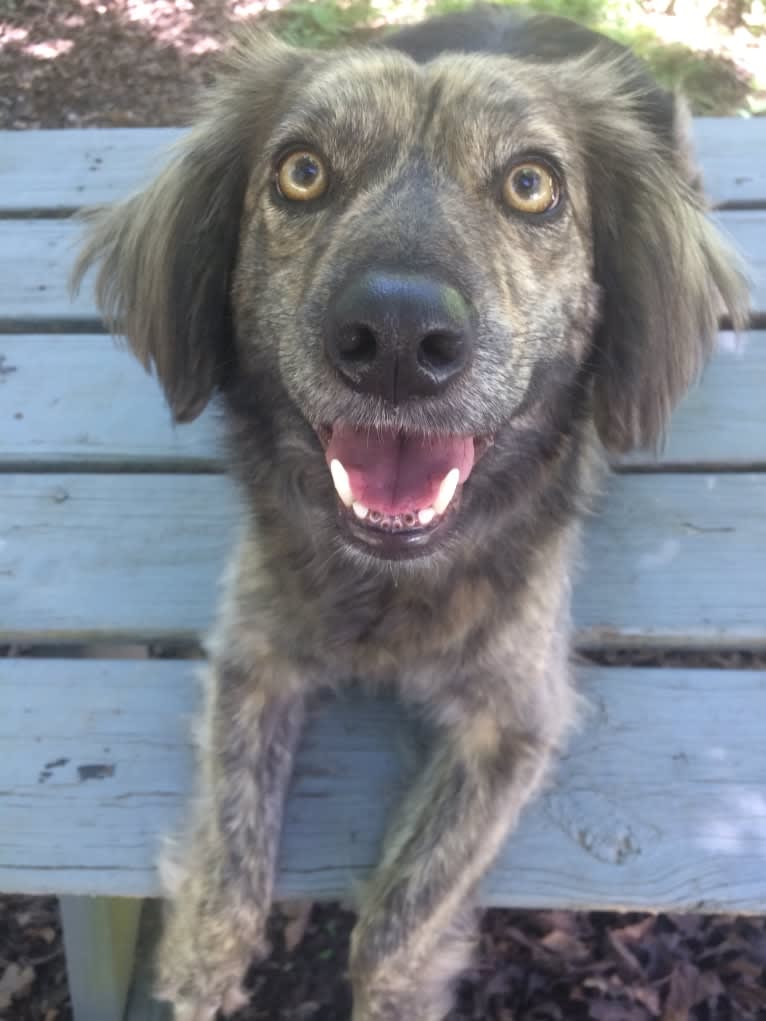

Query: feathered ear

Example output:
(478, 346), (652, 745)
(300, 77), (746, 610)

(572, 58), (750, 453)
(72, 34), (303, 423)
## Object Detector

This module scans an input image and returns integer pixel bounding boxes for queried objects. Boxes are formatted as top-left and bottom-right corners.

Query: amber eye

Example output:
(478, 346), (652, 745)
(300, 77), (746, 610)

(503, 161), (560, 214)
(276, 150), (328, 202)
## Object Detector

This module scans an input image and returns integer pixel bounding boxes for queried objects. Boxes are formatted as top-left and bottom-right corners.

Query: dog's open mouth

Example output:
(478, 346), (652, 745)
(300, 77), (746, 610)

(317, 424), (492, 557)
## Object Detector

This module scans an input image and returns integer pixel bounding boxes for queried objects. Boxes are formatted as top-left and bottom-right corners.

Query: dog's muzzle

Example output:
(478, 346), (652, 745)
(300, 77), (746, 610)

(318, 271), (492, 558)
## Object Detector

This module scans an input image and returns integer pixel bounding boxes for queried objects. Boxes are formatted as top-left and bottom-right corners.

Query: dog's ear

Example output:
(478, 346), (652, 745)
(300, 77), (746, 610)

(72, 34), (303, 423)
(569, 55), (750, 453)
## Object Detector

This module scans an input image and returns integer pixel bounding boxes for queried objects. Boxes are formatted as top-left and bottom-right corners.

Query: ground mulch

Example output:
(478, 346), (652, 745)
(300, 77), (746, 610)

(3, 897), (766, 1020)
(0, 897), (68, 1021)
(1, 0), (765, 128)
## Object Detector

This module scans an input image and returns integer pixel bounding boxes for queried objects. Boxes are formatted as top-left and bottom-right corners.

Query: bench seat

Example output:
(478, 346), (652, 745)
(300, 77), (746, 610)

(2, 658), (766, 914)
(0, 121), (764, 1021)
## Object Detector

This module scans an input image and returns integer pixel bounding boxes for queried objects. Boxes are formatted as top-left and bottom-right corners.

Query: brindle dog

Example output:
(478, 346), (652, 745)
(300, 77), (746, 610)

(75, 7), (749, 1019)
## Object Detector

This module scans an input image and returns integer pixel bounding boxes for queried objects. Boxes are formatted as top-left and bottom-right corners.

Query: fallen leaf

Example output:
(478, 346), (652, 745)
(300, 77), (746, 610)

(540, 928), (590, 964)
(663, 961), (707, 1021)
(591, 998), (650, 1021)
(632, 985), (661, 1015)
(607, 929), (645, 980)
(282, 900), (314, 953)
(0, 963), (35, 1010)
(290, 1001), (320, 1019)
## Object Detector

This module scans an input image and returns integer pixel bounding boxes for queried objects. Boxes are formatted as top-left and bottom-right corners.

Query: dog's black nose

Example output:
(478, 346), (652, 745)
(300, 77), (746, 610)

(325, 272), (474, 402)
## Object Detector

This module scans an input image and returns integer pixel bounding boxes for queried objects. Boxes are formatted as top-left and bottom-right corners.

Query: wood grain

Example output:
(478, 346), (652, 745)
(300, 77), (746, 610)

(1, 332), (763, 470)
(1, 212), (763, 327)
(1, 119), (764, 213)
(1, 659), (764, 912)
(0, 473), (764, 646)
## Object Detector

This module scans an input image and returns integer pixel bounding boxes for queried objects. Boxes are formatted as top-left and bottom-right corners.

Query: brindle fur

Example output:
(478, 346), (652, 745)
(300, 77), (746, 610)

(74, 7), (749, 1019)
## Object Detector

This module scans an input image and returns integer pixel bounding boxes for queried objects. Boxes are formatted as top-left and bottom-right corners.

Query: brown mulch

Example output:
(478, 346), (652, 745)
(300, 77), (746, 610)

(2, 0), (766, 129)
(0, 0), (247, 130)
(3, 897), (766, 1020)
(251, 905), (766, 1021)
(0, 897), (68, 1021)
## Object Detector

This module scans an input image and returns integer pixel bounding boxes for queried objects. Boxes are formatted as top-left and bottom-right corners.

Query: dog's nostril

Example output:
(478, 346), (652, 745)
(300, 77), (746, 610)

(418, 331), (463, 374)
(337, 324), (377, 365)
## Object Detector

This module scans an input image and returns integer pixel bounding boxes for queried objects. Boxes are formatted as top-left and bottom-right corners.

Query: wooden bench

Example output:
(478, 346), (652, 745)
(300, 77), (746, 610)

(1, 120), (765, 1021)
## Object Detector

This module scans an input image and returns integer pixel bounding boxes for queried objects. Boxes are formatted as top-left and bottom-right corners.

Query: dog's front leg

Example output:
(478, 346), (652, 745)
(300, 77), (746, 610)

(156, 656), (306, 1021)
(350, 686), (566, 1021)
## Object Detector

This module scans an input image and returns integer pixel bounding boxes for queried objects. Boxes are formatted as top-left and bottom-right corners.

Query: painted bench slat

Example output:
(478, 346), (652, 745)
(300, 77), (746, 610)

(1, 658), (764, 912)
(1, 120), (764, 213)
(1, 473), (764, 646)
(0, 335), (218, 470)
(0, 211), (764, 327)
(0, 129), (180, 215)
(1, 332), (764, 470)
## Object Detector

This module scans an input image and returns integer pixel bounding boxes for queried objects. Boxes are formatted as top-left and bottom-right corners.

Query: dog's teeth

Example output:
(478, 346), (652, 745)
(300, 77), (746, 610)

(330, 459), (353, 508)
(352, 501), (369, 520)
(433, 468), (460, 515)
(418, 507), (436, 526)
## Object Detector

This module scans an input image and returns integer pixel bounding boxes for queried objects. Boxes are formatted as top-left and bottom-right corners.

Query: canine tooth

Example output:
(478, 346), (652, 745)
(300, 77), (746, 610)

(433, 468), (460, 515)
(353, 501), (369, 520)
(418, 507), (436, 526)
(330, 459), (353, 507)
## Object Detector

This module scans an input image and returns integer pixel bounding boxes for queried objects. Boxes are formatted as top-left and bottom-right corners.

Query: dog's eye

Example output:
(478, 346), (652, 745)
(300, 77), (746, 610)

(503, 161), (559, 215)
(276, 150), (328, 202)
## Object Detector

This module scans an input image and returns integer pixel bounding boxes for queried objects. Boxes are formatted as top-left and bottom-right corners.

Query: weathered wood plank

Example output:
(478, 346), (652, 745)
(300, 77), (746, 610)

(60, 896), (142, 1021)
(2, 333), (763, 470)
(2, 212), (763, 327)
(0, 129), (180, 214)
(0, 473), (764, 646)
(692, 117), (766, 208)
(124, 903), (170, 1021)
(626, 331), (766, 468)
(1, 120), (764, 213)
(1, 659), (764, 912)
(0, 219), (95, 325)
(0, 335), (220, 469)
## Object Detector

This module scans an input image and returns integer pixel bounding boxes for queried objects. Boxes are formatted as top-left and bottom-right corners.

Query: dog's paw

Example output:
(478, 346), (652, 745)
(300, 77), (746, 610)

(160, 980), (251, 1021)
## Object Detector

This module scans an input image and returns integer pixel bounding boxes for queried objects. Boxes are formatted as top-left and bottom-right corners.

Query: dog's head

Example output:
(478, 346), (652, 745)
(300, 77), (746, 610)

(75, 10), (749, 565)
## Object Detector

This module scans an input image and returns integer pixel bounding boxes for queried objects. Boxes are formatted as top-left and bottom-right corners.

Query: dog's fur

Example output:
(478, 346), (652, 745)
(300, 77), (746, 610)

(74, 7), (749, 1019)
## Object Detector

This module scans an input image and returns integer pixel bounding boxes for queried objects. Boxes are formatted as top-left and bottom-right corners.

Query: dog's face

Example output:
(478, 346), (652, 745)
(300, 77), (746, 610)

(234, 50), (598, 560)
(75, 18), (748, 566)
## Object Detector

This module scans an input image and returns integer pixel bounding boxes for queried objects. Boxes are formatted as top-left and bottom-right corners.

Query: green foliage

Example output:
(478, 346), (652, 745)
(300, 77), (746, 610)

(428, 0), (610, 23)
(269, 0), (376, 47)
(613, 26), (751, 115)
(269, 0), (759, 114)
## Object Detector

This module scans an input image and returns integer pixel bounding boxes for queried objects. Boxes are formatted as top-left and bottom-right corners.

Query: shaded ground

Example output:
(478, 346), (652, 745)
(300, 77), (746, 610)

(3, 897), (766, 1020)
(1, 0), (765, 129)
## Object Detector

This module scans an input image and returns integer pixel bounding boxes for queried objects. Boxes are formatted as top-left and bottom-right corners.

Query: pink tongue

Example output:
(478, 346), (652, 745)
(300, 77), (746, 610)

(326, 426), (475, 515)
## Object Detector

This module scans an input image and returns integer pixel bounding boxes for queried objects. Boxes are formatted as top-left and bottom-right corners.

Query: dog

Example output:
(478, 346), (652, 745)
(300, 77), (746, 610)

(74, 6), (749, 1019)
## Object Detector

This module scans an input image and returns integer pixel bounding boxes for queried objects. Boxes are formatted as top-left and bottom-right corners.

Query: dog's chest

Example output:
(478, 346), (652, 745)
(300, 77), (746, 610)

(323, 571), (499, 688)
